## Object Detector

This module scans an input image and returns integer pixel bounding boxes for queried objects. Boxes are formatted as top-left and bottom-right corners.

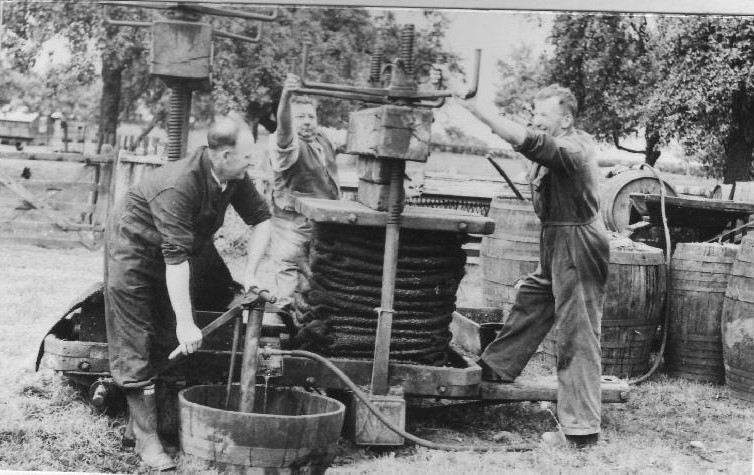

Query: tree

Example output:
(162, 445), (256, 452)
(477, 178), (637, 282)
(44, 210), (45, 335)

(494, 43), (549, 121)
(3, 2), (152, 148)
(647, 16), (754, 182)
(548, 14), (660, 164)
(206, 7), (459, 135)
(3, 3), (457, 149)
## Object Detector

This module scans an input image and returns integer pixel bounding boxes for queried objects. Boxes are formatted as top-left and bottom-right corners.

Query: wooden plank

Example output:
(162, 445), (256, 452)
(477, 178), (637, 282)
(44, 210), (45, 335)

(91, 161), (113, 229)
(0, 151), (113, 164)
(450, 311), (482, 355)
(0, 169), (90, 232)
(0, 234), (89, 249)
(0, 180), (98, 192)
(276, 354), (481, 398)
(0, 219), (98, 232)
(0, 198), (97, 214)
(295, 197), (495, 234)
(479, 375), (630, 403)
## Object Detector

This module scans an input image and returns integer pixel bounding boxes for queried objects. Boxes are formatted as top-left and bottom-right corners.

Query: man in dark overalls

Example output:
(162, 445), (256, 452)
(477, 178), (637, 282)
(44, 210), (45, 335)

(458, 84), (610, 449)
(105, 117), (271, 469)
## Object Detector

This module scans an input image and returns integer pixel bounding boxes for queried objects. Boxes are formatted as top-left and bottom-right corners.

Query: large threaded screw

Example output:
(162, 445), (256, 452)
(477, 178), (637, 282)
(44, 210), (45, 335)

(167, 85), (192, 161)
(400, 24), (415, 77)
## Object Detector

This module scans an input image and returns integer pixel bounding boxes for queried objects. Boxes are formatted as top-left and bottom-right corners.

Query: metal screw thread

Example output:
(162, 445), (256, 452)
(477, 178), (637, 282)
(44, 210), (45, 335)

(400, 24), (415, 76)
(369, 43), (384, 86)
(167, 85), (192, 161)
(387, 161), (405, 224)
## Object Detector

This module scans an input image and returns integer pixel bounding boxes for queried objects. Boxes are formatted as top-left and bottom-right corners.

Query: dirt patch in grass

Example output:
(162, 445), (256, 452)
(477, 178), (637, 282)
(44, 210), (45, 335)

(1, 238), (752, 473)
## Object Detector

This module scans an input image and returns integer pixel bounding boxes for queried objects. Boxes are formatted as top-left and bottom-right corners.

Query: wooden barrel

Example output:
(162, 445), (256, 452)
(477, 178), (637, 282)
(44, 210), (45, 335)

(600, 169), (677, 233)
(666, 242), (738, 384)
(180, 384), (345, 472)
(721, 235), (754, 402)
(480, 197), (540, 316)
(543, 235), (667, 378)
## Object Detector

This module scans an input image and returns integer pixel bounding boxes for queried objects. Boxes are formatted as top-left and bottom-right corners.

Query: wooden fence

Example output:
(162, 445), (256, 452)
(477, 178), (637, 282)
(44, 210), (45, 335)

(0, 150), (163, 249)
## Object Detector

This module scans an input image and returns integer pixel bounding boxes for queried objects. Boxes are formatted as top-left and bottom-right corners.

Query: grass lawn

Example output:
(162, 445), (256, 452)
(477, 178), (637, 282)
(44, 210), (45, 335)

(0, 238), (751, 474)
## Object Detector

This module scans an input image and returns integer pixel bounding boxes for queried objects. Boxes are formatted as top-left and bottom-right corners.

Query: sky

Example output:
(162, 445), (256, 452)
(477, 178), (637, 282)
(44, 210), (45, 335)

(390, 8), (553, 104)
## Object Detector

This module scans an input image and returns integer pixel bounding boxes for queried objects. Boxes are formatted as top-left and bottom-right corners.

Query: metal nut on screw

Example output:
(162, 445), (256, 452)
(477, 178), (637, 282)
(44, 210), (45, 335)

(78, 361), (91, 372)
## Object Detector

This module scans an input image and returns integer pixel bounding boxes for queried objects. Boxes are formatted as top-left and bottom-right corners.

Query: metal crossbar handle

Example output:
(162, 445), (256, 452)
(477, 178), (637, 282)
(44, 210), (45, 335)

(101, 1), (277, 42)
(101, 1), (278, 21)
(293, 41), (481, 107)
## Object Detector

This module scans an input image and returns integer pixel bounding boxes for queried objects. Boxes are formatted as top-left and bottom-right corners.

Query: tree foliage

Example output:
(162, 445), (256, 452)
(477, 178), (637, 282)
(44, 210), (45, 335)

(547, 14), (658, 163)
(546, 13), (754, 181)
(647, 16), (754, 182)
(2, 2), (457, 148)
(493, 43), (549, 121)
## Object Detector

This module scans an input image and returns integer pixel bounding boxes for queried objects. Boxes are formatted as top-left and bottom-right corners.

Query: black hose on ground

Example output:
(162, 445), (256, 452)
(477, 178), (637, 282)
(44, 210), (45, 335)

(630, 164), (672, 385)
(265, 348), (534, 452)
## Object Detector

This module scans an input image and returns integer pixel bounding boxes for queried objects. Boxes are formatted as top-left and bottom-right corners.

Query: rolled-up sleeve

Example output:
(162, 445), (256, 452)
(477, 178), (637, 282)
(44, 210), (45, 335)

(231, 174), (272, 226)
(268, 133), (300, 173)
(150, 188), (195, 265)
(516, 129), (589, 174)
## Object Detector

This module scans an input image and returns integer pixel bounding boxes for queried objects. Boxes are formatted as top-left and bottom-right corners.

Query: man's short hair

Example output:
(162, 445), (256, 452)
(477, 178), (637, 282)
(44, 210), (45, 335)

(291, 95), (318, 109)
(535, 84), (578, 118)
(207, 116), (240, 150)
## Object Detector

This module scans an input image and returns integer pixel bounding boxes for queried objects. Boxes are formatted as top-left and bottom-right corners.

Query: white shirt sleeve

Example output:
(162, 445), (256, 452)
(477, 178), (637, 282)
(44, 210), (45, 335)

(268, 133), (300, 173)
(319, 127), (347, 152)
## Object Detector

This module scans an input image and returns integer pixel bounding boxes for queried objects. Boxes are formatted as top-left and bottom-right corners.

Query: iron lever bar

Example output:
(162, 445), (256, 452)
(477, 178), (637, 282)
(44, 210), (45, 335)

(294, 42), (480, 106)
(101, 1), (278, 21)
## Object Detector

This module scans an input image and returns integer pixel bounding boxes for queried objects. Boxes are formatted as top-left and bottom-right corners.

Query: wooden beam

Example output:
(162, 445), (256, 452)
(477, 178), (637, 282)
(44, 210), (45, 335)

(479, 375), (630, 403)
(0, 151), (113, 164)
(295, 197), (495, 234)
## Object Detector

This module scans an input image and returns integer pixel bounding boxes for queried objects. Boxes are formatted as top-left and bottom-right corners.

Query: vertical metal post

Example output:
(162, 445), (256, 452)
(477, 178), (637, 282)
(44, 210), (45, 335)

(371, 160), (405, 395)
(166, 85), (192, 161)
(239, 306), (264, 413)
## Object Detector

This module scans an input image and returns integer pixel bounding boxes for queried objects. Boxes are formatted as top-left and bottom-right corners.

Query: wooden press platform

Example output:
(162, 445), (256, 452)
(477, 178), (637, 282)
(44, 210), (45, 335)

(295, 197), (496, 234)
(630, 193), (754, 228)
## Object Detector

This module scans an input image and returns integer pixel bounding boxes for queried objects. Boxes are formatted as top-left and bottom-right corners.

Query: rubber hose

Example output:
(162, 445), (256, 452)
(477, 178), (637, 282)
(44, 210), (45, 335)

(630, 164), (672, 385)
(266, 348), (535, 452)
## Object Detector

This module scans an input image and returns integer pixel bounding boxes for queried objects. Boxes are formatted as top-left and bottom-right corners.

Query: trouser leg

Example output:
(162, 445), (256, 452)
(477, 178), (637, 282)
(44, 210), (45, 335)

(270, 213), (312, 311)
(480, 272), (555, 380)
(551, 225), (609, 436)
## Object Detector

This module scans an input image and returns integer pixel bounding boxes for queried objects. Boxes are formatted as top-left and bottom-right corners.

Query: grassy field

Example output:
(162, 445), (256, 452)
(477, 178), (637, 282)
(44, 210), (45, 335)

(0, 237), (752, 474)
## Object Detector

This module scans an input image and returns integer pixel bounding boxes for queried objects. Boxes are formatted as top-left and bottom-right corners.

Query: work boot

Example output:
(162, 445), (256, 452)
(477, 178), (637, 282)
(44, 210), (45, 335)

(478, 359), (514, 383)
(541, 431), (599, 449)
(122, 413), (135, 448)
(125, 385), (176, 471)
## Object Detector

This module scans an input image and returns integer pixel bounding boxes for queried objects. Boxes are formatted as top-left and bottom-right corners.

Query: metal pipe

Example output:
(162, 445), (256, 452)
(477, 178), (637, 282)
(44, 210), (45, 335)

(166, 85), (191, 161)
(224, 312), (242, 409)
(214, 27), (260, 44)
(371, 160), (405, 396)
(239, 306), (264, 412)
(264, 348), (535, 452)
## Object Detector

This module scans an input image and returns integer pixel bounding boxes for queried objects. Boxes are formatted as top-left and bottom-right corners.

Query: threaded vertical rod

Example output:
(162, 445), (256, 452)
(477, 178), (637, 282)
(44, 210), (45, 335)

(371, 160), (405, 395)
(167, 85), (192, 161)
(369, 41), (384, 87)
(400, 24), (415, 77)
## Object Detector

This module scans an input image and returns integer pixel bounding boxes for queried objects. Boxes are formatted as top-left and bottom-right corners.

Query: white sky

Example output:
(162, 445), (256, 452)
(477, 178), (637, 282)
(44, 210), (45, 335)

(388, 8), (553, 104)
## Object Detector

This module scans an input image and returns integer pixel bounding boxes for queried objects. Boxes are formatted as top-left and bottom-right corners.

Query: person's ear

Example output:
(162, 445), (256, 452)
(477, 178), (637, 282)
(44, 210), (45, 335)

(562, 113), (574, 129)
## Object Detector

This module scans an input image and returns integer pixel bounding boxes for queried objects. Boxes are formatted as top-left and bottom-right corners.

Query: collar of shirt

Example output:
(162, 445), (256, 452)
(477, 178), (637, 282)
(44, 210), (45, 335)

(209, 163), (228, 192)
